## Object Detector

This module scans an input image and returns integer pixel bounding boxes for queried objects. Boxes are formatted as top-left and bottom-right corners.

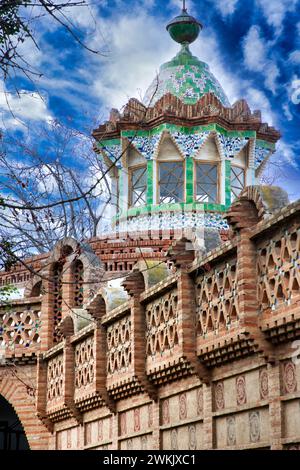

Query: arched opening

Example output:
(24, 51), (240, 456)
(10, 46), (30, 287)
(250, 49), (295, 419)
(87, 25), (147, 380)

(30, 280), (42, 297)
(52, 261), (63, 343)
(73, 259), (84, 307)
(0, 395), (29, 450)
(157, 133), (185, 204)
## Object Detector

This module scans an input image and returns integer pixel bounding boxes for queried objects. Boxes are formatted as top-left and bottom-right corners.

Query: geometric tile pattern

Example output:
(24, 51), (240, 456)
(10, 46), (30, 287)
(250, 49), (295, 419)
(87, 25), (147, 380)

(282, 361), (297, 394)
(214, 381), (225, 410)
(227, 416), (236, 446)
(254, 141), (274, 169)
(170, 131), (210, 158)
(195, 260), (239, 336)
(127, 130), (253, 162)
(143, 59), (230, 108)
(0, 308), (41, 350)
(257, 228), (300, 312)
(236, 375), (247, 405)
(98, 141), (122, 169)
(74, 260), (84, 307)
(259, 369), (269, 400)
(217, 135), (249, 159)
(75, 336), (95, 389)
(145, 288), (179, 356)
(107, 316), (132, 374)
(117, 211), (229, 233)
(53, 263), (63, 344)
(47, 354), (64, 403)
(127, 134), (160, 160)
(249, 411), (260, 443)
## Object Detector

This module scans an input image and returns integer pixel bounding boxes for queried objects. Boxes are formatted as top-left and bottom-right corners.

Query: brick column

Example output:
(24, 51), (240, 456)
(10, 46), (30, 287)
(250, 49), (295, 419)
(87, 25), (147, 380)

(236, 230), (258, 328)
(40, 277), (55, 351)
(36, 353), (53, 432)
(87, 294), (115, 412)
(94, 320), (115, 412)
(61, 261), (74, 319)
(202, 383), (214, 449)
(64, 338), (74, 405)
(131, 296), (157, 400)
(111, 410), (119, 450)
(152, 400), (161, 450)
(122, 271), (157, 400)
(177, 270), (209, 383)
(236, 229), (275, 361)
(268, 362), (283, 450)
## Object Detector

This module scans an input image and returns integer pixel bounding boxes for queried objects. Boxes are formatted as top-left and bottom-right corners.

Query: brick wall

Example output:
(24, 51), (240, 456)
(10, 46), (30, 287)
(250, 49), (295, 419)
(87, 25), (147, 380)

(0, 192), (300, 450)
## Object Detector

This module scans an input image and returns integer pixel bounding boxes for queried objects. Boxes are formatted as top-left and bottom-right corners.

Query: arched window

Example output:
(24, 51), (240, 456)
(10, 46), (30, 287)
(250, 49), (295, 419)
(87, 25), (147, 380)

(157, 133), (185, 204)
(53, 262), (63, 343)
(195, 162), (219, 203)
(74, 260), (84, 307)
(129, 165), (147, 207)
(31, 280), (42, 297)
(231, 165), (245, 201)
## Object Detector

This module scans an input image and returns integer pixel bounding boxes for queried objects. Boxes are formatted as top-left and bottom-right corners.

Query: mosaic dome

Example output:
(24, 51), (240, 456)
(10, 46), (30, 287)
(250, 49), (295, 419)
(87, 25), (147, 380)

(143, 7), (230, 108)
(143, 45), (230, 108)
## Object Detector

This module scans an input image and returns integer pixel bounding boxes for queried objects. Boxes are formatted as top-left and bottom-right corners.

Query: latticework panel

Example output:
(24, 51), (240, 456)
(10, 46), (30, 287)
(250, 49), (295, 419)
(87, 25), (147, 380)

(0, 307), (41, 351)
(75, 336), (95, 389)
(107, 316), (132, 374)
(74, 260), (84, 307)
(195, 260), (239, 336)
(145, 288), (179, 356)
(47, 354), (64, 403)
(53, 263), (63, 343)
(257, 228), (300, 313)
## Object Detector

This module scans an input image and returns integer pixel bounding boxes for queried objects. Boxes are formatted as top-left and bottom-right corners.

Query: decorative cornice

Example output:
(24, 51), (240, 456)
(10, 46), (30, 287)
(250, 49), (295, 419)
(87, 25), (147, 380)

(93, 93), (281, 144)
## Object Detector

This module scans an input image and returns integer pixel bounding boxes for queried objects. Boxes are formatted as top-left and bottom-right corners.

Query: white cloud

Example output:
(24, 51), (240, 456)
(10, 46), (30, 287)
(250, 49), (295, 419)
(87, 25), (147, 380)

(168, 0), (197, 15)
(87, 11), (178, 111)
(192, 30), (244, 104)
(244, 87), (276, 125)
(213, 0), (240, 18)
(256, 0), (299, 37)
(79, 4), (277, 130)
(242, 25), (280, 94)
(283, 103), (293, 121)
(85, 6), (245, 112)
(289, 50), (300, 64)
(277, 140), (298, 168)
(0, 82), (52, 128)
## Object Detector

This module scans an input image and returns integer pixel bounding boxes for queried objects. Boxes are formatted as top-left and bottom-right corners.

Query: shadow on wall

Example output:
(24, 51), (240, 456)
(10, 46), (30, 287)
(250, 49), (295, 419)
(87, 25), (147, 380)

(0, 395), (29, 450)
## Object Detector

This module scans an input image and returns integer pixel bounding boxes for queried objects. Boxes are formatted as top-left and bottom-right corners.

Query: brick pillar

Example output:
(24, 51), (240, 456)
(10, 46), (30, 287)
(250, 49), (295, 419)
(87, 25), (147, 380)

(236, 230), (258, 327)
(131, 297), (157, 400)
(94, 320), (115, 412)
(203, 383), (214, 449)
(111, 410), (119, 450)
(236, 230), (275, 361)
(177, 270), (209, 383)
(268, 362), (283, 450)
(63, 337), (81, 423)
(152, 400), (161, 450)
(64, 338), (74, 405)
(40, 277), (55, 351)
(122, 270), (157, 400)
(61, 261), (74, 319)
(35, 353), (54, 433)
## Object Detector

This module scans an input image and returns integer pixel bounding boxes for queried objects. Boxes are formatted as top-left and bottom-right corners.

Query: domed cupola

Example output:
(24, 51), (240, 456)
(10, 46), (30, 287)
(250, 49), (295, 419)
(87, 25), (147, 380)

(93, 1), (281, 249)
(143, 4), (230, 107)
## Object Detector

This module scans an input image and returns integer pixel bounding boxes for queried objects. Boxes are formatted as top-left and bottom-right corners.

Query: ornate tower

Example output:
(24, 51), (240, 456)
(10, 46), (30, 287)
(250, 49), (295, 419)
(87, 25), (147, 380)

(93, 4), (280, 249)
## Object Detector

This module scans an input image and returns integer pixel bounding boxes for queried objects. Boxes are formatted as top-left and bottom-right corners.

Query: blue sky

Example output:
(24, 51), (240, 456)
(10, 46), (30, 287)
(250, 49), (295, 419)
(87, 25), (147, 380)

(1, 0), (300, 199)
